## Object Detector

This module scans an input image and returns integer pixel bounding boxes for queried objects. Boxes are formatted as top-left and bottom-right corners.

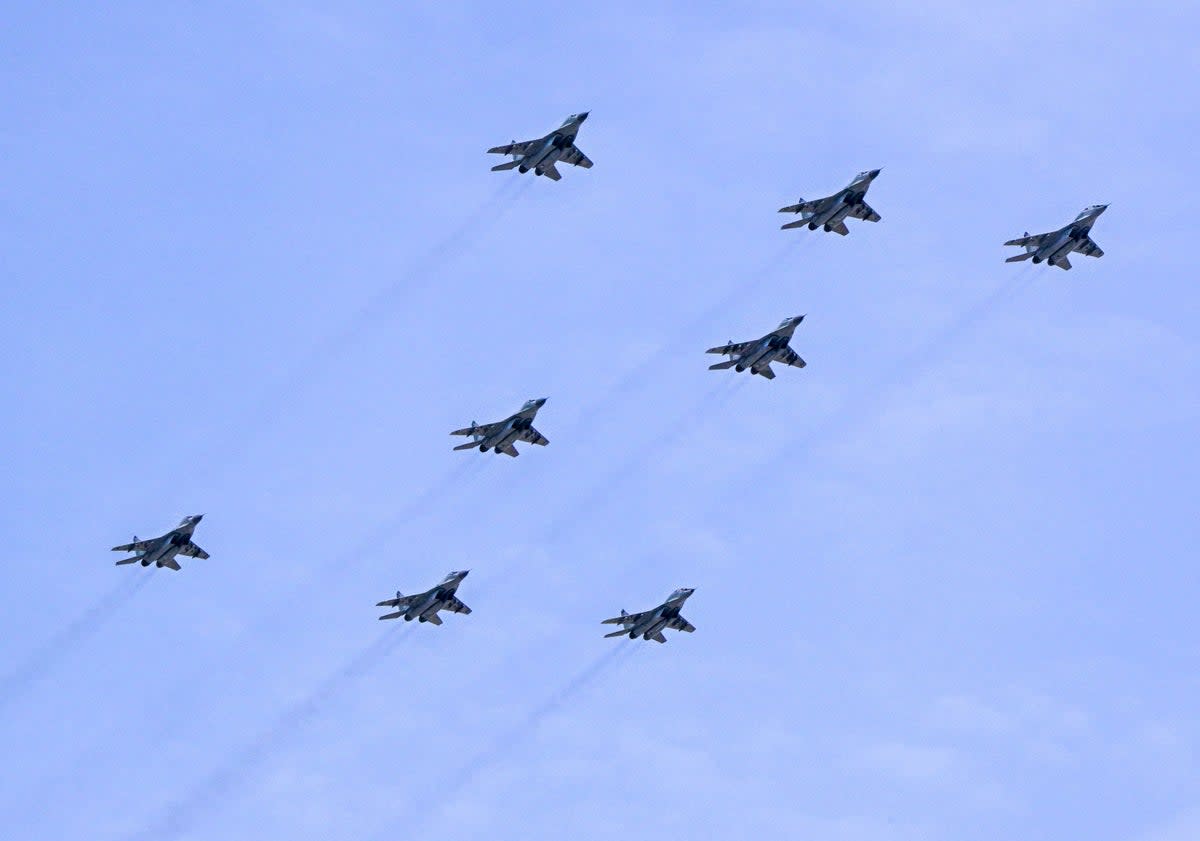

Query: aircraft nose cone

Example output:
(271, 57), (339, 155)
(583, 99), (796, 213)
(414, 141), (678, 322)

(536, 397), (547, 405)
(869, 168), (881, 178)
(578, 111), (589, 120)
(192, 514), (204, 522)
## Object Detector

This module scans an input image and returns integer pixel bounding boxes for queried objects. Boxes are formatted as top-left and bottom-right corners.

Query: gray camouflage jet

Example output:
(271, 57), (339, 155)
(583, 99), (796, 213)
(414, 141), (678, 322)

(487, 112), (593, 181)
(377, 571), (472, 625)
(112, 514), (208, 571)
(451, 398), (549, 457)
(1004, 204), (1108, 270)
(603, 588), (696, 644)
(707, 316), (807, 380)
(779, 169), (883, 235)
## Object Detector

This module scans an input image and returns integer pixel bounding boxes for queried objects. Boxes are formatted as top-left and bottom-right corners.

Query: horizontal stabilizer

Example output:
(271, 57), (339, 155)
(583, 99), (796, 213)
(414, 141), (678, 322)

(491, 160), (521, 172)
(781, 219), (810, 230)
(453, 440), (481, 451)
(160, 558), (181, 571)
(708, 360), (737, 370)
(650, 631), (667, 644)
(378, 611), (404, 621)
(114, 557), (141, 566)
(755, 364), (776, 380)
(604, 628), (630, 638)
(1005, 252), (1034, 263)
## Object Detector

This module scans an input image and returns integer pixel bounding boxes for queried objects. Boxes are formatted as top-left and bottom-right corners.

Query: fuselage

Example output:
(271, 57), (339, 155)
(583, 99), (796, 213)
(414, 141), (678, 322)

(136, 521), (198, 567)
(517, 115), (585, 174)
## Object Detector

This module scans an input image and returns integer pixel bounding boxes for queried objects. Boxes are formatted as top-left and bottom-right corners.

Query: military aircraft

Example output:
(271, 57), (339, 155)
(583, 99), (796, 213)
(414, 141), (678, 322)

(112, 514), (208, 571)
(779, 169), (882, 235)
(451, 398), (549, 457)
(1004, 204), (1108, 270)
(603, 588), (696, 644)
(706, 316), (807, 380)
(377, 571), (472, 624)
(487, 112), (593, 181)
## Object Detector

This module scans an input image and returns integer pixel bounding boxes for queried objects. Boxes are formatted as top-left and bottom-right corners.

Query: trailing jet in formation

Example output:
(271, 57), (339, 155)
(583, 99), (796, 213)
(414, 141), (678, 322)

(487, 112), (593, 181)
(1003, 204), (1108, 270)
(603, 588), (696, 644)
(377, 571), (472, 625)
(707, 316), (807, 380)
(779, 169), (882, 235)
(112, 514), (208, 571)
(451, 398), (549, 457)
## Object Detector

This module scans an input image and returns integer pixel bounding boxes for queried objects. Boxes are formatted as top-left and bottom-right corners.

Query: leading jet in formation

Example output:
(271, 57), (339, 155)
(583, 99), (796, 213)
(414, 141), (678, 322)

(377, 570), (472, 625)
(603, 588), (696, 644)
(1003, 204), (1108, 270)
(779, 169), (882, 235)
(487, 112), (593, 181)
(112, 514), (208, 571)
(707, 315), (807, 380)
(451, 398), (549, 457)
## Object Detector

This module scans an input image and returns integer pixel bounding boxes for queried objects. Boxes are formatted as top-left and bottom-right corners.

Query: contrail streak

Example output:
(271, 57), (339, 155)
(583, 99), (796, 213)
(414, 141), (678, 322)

(131, 625), (410, 841)
(0, 571), (151, 714)
(569, 239), (801, 425)
(183, 178), (532, 491)
(380, 644), (635, 839)
(745, 271), (1038, 481)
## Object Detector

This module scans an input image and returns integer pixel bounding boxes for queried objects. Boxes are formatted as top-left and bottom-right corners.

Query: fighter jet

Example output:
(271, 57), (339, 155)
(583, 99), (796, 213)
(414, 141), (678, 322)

(451, 398), (549, 457)
(779, 169), (883, 235)
(487, 112), (593, 181)
(602, 588), (696, 644)
(376, 571), (472, 625)
(112, 514), (208, 571)
(706, 316), (807, 380)
(1004, 204), (1108, 270)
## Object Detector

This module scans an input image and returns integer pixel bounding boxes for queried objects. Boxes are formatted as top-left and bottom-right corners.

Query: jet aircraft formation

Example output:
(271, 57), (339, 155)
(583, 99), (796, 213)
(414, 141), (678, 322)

(110, 111), (1109, 646)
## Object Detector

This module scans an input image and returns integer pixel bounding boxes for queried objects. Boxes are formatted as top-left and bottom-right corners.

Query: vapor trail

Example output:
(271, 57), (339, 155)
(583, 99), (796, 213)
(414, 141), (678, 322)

(384, 644), (635, 839)
(185, 177), (532, 490)
(747, 272), (1038, 480)
(0, 571), (151, 714)
(132, 625), (410, 841)
(545, 377), (744, 540)
(569, 238), (801, 426)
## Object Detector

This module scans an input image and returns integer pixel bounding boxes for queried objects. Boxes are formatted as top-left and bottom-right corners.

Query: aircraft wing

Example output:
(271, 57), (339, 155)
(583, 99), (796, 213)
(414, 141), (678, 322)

(443, 595), (472, 615)
(178, 541), (209, 560)
(602, 609), (649, 626)
(559, 145), (593, 169)
(778, 198), (822, 215)
(519, 426), (549, 447)
(450, 420), (504, 438)
(1076, 236), (1104, 258)
(111, 538), (157, 553)
(705, 340), (754, 356)
(487, 139), (538, 157)
(847, 201), (881, 222)
(376, 594), (419, 609)
(1004, 231), (1050, 247)
(778, 347), (807, 369)
(666, 616), (696, 633)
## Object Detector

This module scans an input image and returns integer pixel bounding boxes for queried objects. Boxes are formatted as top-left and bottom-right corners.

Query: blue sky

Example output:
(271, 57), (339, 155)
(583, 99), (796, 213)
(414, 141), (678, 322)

(1, 2), (1197, 839)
